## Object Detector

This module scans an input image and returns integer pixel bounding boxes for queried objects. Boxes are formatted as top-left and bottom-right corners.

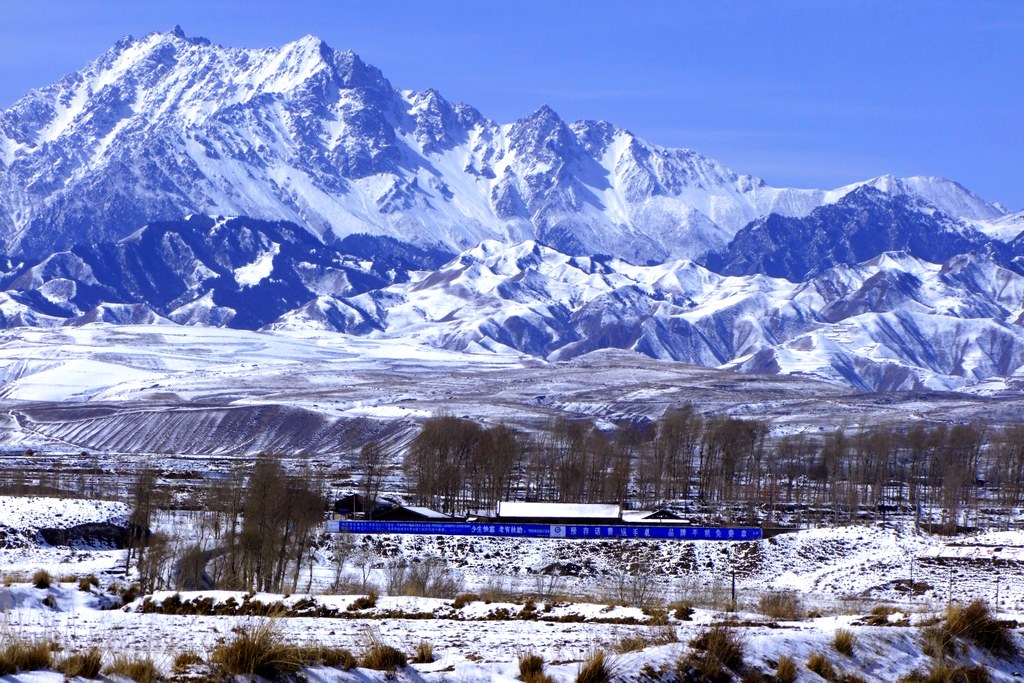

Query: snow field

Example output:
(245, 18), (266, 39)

(1, 495), (1023, 681)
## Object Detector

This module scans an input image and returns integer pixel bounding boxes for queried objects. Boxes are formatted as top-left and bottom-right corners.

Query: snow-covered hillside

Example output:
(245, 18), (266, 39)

(269, 241), (1024, 392)
(1, 325), (1023, 457)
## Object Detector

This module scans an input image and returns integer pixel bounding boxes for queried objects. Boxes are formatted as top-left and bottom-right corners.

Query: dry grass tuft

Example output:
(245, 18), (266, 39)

(615, 633), (649, 653)
(31, 569), (53, 589)
(411, 641), (434, 663)
(77, 574), (100, 592)
(680, 626), (745, 682)
(614, 625), (678, 653)
(576, 649), (613, 683)
(519, 651), (554, 683)
(899, 659), (991, 683)
(944, 600), (1016, 656)
(359, 629), (406, 672)
(102, 653), (161, 683)
(0, 637), (56, 675)
(775, 654), (798, 683)
(837, 673), (868, 683)
(693, 625), (744, 668)
(921, 623), (960, 660)
(757, 591), (806, 620)
(864, 604), (900, 625)
(346, 591), (378, 611)
(305, 645), (357, 670)
(807, 651), (836, 681)
(834, 627), (857, 656)
(56, 647), (104, 679)
(211, 618), (303, 679)
(360, 643), (406, 671)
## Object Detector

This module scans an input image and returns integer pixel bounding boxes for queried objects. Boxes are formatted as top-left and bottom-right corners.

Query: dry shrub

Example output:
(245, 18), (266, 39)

(360, 643), (406, 671)
(807, 651), (836, 680)
(359, 630), (406, 672)
(576, 649), (612, 683)
(31, 569), (53, 589)
(211, 618), (302, 679)
(346, 591), (378, 611)
(899, 660), (991, 683)
(411, 641), (434, 664)
(103, 653), (161, 683)
(834, 628), (856, 656)
(0, 637), (56, 675)
(775, 654), (798, 683)
(78, 575), (99, 592)
(683, 626), (745, 682)
(384, 558), (461, 598)
(56, 647), (104, 679)
(452, 592), (481, 609)
(945, 600), (1016, 656)
(519, 651), (553, 683)
(757, 591), (805, 620)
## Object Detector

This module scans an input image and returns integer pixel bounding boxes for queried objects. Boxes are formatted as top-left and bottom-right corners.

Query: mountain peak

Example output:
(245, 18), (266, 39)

(322, 45), (391, 92)
(158, 25), (211, 46)
(527, 104), (562, 122)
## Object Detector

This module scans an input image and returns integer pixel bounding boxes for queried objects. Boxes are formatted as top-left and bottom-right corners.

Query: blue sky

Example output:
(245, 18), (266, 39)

(2, 0), (1022, 209)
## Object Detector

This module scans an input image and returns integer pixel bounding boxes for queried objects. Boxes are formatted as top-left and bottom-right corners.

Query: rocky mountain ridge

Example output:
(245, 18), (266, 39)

(1, 29), (1014, 263)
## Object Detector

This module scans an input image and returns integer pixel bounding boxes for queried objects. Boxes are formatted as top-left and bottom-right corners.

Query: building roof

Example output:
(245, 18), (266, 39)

(497, 501), (621, 520)
(621, 510), (687, 524)
(402, 506), (451, 519)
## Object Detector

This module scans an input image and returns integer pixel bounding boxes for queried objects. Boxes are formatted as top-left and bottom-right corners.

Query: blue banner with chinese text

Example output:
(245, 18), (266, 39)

(325, 520), (761, 541)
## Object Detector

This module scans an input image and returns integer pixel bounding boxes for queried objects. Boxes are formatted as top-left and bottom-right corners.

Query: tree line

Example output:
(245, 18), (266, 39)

(402, 408), (1024, 529)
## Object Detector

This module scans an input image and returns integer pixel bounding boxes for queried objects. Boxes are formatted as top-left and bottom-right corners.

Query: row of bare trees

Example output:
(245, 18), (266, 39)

(403, 416), (521, 515)
(402, 409), (1024, 528)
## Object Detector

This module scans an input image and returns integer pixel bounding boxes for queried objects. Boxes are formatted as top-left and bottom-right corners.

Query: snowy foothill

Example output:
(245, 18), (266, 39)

(1, 494), (1023, 681)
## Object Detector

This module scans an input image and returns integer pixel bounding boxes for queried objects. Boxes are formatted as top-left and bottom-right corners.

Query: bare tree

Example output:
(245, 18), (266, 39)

(358, 441), (388, 518)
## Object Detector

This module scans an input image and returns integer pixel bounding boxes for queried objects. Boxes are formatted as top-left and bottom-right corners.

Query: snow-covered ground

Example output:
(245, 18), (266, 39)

(1, 495), (1023, 681)
(3, 325), (1024, 459)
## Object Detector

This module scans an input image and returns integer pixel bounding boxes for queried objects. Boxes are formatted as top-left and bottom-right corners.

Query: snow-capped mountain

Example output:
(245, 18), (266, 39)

(701, 186), (1018, 281)
(2, 29), (1023, 395)
(0, 28), (1015, 262)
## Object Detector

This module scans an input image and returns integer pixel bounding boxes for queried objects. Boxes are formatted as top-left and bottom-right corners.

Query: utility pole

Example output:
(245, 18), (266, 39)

(731, 567), (736, 612)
